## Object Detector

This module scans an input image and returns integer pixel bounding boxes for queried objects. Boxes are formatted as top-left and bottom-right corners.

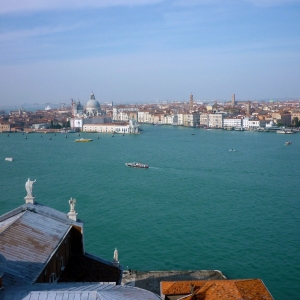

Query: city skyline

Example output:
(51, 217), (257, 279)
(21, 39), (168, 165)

(1, 0), (300, 105)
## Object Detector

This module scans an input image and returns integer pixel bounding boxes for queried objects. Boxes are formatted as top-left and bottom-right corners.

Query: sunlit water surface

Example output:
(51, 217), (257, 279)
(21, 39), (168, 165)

(0, 126), (299, 299)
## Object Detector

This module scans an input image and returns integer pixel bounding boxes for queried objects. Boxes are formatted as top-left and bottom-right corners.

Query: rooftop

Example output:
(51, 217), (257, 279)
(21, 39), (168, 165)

(161, 279), (274, 300)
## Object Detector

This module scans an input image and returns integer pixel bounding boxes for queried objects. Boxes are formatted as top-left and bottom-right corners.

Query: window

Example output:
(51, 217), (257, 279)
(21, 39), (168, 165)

(49, 273), (57, 283)
(60, 256), (65, 271)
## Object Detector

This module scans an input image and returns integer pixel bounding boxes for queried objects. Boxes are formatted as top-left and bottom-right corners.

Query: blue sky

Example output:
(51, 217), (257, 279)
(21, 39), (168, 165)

(0, 0), (300, 105)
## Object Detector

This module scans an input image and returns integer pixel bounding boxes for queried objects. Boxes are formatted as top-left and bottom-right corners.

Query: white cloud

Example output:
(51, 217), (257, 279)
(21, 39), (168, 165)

(173, 0), (300, 6)
(0, 24), (83, 42)
(246, 0), (300, 6)
(0, 0), (163, 14)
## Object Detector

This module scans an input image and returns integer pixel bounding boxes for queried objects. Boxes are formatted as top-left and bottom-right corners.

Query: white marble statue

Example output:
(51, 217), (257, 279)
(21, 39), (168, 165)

(25, 178), (36, 198)
(113, 248), (118, 261)
(69, 198), (76, 212)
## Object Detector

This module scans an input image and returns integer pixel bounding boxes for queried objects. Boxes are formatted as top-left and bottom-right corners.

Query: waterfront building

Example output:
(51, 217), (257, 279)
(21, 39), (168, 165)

(182, 113), (200, 127)
(200, 113), (209, 127)
(176, 112), (184, 126)
(223, 117), (243, 129)
(83, 119), (139, 134)
(138, 110), (151, 123)
(163, 114), (175, 125)
(208, 113), (223, 128)
(271, 112), (291, 126)
(243, 118), (266, 129)
(172, 114), (179, 125)
(0, 123), (11, 132)
(31, 122), (51, 129)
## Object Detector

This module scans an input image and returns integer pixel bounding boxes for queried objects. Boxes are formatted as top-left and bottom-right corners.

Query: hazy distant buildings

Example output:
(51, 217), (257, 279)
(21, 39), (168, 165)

(232, 93), (236, 106)
(189, 93), (194, 111)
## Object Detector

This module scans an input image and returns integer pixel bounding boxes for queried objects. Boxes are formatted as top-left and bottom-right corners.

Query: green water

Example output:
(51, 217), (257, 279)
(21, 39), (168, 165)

(0, 126), (299, 299)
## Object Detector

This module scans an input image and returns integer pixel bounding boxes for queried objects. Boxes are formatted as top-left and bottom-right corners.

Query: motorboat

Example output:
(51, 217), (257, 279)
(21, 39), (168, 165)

(277, 130), (295, 134)
(75, 138), (93, 142)
(5, 157), (13, 161)
(285, 141), (292, 145)
(125, 162), (149, 168)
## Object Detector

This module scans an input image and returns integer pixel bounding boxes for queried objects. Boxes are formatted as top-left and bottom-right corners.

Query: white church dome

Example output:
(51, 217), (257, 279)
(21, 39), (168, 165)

(86, 93), (100, 110)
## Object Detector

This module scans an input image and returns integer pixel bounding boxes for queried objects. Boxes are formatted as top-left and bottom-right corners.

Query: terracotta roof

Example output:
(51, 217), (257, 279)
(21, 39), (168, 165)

(161, 279), (273, 300)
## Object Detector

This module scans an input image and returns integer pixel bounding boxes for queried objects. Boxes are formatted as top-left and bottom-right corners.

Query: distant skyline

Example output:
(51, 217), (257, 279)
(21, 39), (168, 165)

(1, 0), (300, 106)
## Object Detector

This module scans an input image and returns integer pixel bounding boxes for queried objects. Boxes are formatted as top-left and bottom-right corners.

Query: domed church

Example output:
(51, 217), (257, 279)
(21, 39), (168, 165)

(85, 92), (102, 116)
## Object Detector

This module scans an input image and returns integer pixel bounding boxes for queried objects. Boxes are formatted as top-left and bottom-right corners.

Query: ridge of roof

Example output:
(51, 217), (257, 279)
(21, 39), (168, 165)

(0, 202), (83, 228)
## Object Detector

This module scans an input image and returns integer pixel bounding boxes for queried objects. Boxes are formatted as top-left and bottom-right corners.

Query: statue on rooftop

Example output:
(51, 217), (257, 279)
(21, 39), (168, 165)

(113, 248), (118, 262)
(69, 198), (76, 212)
(25, 178), (36, 198)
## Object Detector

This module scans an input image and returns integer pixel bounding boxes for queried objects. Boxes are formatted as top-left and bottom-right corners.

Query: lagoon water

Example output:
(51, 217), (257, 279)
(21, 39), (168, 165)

(0, 125), (299, 299)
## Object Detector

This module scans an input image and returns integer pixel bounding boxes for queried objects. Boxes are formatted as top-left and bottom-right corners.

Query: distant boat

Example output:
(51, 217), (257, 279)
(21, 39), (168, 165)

(234, 127), (244, 131)
(5, 157), (13, 161)
(45, 105), (51, 111)
(285, 141), (292, 145)
(125, 162), (149, 168)
(277, 130), (295, 134)
(229, 149), (236, 152)
(75, 138), (93, 142)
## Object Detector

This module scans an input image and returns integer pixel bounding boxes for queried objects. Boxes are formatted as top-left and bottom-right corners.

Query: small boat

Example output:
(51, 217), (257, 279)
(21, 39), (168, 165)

(229, 149), (236, 152)
(285, 141), (292, 145)
(75, 138), (93, 142)
(191, 133), (196, 135)
(125, 162), (149, 168)
(5, 157), (13, 161)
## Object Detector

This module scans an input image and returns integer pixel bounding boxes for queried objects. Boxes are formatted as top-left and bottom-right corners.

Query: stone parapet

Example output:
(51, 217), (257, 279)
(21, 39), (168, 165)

(121, 270), (226, 295)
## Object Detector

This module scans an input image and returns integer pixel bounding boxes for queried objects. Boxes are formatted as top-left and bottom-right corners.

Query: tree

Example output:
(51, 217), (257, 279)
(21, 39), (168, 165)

(292, 117), (300, 127)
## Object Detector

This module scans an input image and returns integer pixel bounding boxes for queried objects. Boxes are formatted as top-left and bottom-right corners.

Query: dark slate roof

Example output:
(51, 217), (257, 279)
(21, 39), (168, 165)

(58, 253), (122, 284)
(0, 283), (161, 300)
(0, 203), (83, 286)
